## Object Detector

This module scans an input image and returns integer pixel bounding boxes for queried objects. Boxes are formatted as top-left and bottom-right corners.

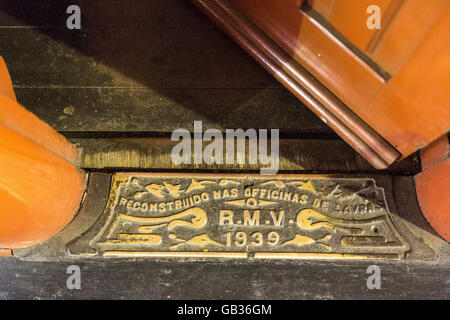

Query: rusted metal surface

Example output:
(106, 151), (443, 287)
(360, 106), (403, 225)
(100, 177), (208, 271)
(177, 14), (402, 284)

(191, 0), (400, 169)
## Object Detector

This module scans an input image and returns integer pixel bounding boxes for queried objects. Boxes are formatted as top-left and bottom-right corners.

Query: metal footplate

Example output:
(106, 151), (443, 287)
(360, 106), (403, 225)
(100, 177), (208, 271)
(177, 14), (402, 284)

(15, 172), (442, 261)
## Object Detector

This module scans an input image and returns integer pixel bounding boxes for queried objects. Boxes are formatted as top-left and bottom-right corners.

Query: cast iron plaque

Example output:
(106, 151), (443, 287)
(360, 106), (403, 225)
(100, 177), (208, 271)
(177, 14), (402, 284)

(68, 173), (410, 259)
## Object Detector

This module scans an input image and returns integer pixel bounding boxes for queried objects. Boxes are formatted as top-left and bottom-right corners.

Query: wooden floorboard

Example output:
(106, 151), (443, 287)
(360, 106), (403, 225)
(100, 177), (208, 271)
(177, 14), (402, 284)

(1, 27), (280, 89)
(71, 137), (419, 172)
(0, 0), (337, 136)
(0, 0), (212, 28)
(13, 87), (330, 134)
(0, 258), (448, 299)
(0, 1), (421, 170)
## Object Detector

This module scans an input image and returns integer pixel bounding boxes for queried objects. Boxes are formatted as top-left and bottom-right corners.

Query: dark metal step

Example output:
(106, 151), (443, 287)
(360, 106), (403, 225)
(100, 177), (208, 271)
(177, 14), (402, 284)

(14, 173), (447, 262)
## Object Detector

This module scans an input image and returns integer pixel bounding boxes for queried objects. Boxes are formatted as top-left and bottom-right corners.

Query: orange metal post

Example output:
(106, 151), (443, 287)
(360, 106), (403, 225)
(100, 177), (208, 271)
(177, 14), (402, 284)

(0, 57), (86, 249)
(0, 58), (77, 163)
(0, 249), (12, 256)
(0, 57), (16, 102)
(415, 135), (450, 242)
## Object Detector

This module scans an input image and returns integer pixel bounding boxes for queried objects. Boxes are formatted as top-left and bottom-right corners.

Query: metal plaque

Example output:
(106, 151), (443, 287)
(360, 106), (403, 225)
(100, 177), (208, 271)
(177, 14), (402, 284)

(67, 173), (410, 259)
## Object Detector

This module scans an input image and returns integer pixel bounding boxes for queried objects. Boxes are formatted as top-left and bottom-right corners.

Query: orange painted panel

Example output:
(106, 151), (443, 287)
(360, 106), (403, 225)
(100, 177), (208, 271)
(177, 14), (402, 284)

(0, 249), (12, 256)
(370, 0), (449, 75)
(229, 0), (385, 117)
(308, 0), (335, 19)
(363, 10), (450, 156)
(415, 158), (450, 242)
(0, 125), (86, 248)
(222, 1), (450, 159)
(0, 57), (77, 163)
(306, 1), (450, 158)
(0, 95), (78, 163)
(421, 135), (449, 171)
(0, 57), (16, 101)
(310, 0), (394, 52)
(0, 56), (86, 249)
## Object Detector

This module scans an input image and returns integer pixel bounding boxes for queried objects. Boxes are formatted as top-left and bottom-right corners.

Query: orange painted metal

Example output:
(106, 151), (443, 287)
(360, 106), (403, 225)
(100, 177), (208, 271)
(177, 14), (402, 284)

(421, 135), (450, 171)
(192, 0), (399, 168)
(208, 0), (449, 161)
(0, 57), (87, 249)
(228, 0), (386, 128)
(310, 0), (395, 52)
(307, 0), (335, 18)
(369, 0), (449, 75)
(415, 135), (450, 242)
(0, 249), (12, 256)
(366, 9), (450, 156)
(217, 0), (399, 165)
(0, 58), (77, 163)
(303, 1), (450, 157)
(0, 57), (16, 101)
(309, 0), (448, 77)
(0, 125), (86, 248)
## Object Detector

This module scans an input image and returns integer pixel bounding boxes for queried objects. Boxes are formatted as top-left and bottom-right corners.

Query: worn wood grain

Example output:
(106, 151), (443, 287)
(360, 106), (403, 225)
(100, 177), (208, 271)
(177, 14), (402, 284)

(0, 0), (337, 136)
(1, 27), (279, 89)
(0, 257), (448, 299)
(14, 87), (330, 134)
(72, 137), (419, 172)
(0, 0), (211, 28)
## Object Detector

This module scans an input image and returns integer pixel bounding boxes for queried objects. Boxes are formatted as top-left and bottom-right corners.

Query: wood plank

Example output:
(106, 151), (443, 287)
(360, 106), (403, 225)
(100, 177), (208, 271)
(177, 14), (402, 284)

(0, 256), (448, 299)
(0, 1), (335, 136)
(0, 2), (334, 135)
(0, 0), (210, 28)
(71, 137), (419, 172)
(0, 27), (279, 89)
(14, 87), (331, 134)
